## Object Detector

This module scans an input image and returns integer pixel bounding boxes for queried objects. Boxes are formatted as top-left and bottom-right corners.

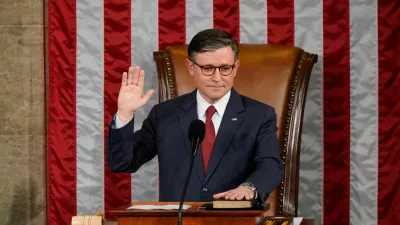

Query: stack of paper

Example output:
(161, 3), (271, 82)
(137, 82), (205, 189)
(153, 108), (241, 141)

(127, 204), (191, 210)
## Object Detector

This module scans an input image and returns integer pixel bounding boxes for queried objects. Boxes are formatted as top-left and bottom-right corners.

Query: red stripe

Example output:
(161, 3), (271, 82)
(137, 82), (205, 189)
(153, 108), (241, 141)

(47, 0), (77, 224)
(213, 0), (240, 43)
(378, 2), (400, 224)
(266, 0), (294, 45)
(157, 0), (186, 197)
(104, 0), (132, 219)
(158, 0), (186, 50)
(323, 1), (351, 224)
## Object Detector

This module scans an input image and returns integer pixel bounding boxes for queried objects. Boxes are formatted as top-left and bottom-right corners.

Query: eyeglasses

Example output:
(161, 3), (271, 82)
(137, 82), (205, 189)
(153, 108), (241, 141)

(191, 61), (236, 76)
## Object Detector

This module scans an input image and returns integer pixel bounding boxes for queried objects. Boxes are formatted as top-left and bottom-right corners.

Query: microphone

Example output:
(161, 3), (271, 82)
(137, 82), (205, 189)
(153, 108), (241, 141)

(177, 119), (205, 225)
(188, 119), (206, 156)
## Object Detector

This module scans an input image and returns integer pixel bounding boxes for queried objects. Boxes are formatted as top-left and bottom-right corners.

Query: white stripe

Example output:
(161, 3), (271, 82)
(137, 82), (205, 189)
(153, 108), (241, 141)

(294, 0), (323, 224)
(349, 1), (378, 224)
(76, 0), (104, 215)
(239, 0), (267, 43)
(130, 0), (159, 202)
(186, 0), (213, 43)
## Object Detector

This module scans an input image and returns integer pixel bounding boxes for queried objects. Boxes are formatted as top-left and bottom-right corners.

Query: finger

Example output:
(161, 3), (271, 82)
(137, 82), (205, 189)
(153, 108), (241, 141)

(132, 66), (140, 86)
(128, 66), (134, 85)
(213, 191), (228, 199)
(213, 193), (224, 199)
(228, 192), (241, 200)
(225, 191), (238, 200)
(142, 89), (154, 103)
(121, 72), (128, 86)
(138, 69), (145, 90)
(245, 192), (253, 200)
(236, 192), (247, 200)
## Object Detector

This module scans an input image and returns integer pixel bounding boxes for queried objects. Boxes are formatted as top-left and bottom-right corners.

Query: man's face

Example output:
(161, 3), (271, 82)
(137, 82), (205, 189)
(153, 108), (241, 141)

(185, 46), (240, 104)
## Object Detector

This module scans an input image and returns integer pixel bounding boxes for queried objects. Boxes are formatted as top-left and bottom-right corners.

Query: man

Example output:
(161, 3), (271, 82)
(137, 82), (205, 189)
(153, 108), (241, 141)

(107, 29), (283, 203)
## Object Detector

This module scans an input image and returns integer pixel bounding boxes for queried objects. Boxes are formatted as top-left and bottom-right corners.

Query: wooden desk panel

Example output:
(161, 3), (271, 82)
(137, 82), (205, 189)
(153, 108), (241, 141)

(111, 202), (313, 225)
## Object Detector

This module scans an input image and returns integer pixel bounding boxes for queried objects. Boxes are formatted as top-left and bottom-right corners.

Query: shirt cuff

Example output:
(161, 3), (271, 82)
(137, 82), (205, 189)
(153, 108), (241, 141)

(114, 113), (133, 129)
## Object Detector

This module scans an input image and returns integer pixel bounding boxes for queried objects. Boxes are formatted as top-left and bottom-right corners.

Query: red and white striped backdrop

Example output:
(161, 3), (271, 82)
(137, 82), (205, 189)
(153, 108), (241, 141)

(47, 0), (400, 224)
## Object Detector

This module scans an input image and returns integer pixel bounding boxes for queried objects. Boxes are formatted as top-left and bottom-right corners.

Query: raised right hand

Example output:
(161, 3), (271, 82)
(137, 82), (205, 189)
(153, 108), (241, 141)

(117, 66), (154, 122)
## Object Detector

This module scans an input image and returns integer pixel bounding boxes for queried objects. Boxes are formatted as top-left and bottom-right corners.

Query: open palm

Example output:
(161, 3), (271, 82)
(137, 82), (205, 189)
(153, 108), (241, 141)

(117, 66), (153, 121)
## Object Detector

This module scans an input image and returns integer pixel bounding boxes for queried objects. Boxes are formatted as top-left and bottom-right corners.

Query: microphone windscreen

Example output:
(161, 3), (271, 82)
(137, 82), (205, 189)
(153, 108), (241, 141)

(188, 119), (205, 142)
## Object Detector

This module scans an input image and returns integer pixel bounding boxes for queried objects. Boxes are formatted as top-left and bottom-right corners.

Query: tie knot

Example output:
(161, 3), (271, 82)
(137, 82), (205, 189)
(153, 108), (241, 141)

(206, 105), (216, 119)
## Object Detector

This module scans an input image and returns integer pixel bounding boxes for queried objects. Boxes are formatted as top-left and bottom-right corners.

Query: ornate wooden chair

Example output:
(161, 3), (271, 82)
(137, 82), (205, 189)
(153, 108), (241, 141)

(153, 44), (317, 216)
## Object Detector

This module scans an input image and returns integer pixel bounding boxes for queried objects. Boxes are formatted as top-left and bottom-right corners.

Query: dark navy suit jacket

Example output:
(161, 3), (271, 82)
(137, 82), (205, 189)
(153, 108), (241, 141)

(106, 88), (284, 202)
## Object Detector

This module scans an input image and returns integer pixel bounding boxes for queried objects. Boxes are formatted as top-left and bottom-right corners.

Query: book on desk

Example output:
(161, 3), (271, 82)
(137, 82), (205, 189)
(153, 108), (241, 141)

(198, 199), (267, 210)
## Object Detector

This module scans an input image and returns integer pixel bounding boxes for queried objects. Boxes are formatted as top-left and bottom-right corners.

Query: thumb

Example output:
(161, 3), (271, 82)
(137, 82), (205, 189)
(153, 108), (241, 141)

(142, 89), (154, 103)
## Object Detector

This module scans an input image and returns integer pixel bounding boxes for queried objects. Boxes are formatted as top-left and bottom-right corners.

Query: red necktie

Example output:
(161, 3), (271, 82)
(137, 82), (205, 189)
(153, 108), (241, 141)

(201, 105), (217, 173)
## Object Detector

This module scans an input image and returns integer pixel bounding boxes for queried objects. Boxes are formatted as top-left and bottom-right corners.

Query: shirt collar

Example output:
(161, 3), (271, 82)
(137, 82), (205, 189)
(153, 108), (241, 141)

(196, 89), (231, 118)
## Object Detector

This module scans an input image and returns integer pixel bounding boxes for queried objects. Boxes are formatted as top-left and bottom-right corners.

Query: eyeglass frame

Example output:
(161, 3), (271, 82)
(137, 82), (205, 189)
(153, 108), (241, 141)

(191, 60), (237, 76)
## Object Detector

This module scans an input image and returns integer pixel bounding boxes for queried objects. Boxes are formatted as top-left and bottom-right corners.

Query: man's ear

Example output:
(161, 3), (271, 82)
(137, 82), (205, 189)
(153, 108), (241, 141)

(185, 59), (194, 76)
(235, 59), (240, 69)
(233, 59), (240, 77)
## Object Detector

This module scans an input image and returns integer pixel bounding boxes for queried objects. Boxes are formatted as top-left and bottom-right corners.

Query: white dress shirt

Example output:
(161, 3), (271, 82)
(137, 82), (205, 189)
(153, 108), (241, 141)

(114, 90), (231, 131)
(196, 90), (230, 135)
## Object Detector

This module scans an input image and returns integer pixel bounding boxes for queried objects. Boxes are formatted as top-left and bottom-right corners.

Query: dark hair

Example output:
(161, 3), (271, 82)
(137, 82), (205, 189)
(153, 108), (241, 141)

(188, 29), (239, 61)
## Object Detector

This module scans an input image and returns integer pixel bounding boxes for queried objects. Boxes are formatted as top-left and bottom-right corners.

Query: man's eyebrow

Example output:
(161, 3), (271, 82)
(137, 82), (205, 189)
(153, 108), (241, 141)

(199, 63), (233, 67)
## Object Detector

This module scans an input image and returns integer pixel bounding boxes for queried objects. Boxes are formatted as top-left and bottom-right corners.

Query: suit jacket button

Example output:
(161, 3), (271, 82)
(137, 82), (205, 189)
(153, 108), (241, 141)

(202, 188), (208, 192)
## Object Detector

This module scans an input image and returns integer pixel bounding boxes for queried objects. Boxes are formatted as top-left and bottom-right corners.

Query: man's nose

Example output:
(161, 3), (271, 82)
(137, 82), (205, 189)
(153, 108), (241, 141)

(211, 69), (222, 81)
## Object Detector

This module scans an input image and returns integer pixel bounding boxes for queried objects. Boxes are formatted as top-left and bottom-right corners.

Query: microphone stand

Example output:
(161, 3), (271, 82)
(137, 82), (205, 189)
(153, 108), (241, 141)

(177, 137), (200, 225)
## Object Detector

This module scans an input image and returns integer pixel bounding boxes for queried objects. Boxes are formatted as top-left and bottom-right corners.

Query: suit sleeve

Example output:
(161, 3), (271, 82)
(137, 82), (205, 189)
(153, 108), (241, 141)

(106, 105), (158, 173)
(244, 106), (284, 202)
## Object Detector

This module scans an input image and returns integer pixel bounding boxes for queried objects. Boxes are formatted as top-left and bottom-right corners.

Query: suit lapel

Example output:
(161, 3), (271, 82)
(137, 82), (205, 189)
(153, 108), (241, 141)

(204, 89), (244, 184)
(178, 90), (205, 182)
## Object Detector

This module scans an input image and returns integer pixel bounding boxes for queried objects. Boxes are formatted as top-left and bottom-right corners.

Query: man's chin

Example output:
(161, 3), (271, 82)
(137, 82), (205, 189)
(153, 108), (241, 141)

(209, 86), (226, 93)
(209, 93), (227, 102)
(199, 88), (228, 103)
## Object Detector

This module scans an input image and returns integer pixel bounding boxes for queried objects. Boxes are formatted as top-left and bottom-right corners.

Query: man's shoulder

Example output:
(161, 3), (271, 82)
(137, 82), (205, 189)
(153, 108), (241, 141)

(153, 92), (192, 110)
(238, 93), (275, 113)
(236, 93), (277, 127)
